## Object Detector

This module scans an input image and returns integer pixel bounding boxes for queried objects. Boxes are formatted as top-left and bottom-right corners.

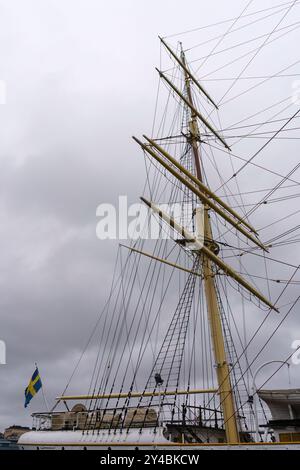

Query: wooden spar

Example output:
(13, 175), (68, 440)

(201, 233), (278, 312)
(56, 388), (218, 401)
(143, 134), (257, 235)
(140, 196), (278, 312)
(159, 36), (219, 109)
(133, 137), (267, 252)
(181, 49), (239, 443)
(120, 243), (203, 277)
(156, 68), (231, 151)
(202, 209), (240, 442)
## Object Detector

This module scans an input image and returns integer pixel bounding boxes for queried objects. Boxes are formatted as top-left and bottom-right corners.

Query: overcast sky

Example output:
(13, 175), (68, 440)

(0, 0), (300, 431)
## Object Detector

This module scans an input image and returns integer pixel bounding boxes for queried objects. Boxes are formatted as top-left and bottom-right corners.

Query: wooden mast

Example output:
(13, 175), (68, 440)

(179, 45), (240, 443)
(133, 39), (276, 441)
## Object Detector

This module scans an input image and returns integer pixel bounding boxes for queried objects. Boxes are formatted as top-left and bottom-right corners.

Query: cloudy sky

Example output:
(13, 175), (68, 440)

(0, 0), (300, 431)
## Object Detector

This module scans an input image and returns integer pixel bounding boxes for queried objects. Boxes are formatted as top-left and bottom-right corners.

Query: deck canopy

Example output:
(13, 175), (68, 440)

(258, 389), (300, 423)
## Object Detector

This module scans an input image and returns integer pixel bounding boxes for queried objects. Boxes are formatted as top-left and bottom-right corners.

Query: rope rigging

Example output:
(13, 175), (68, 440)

(55, 7), (300, 445)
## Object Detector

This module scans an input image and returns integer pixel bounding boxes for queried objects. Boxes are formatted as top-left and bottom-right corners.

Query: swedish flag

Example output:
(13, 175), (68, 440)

(24, 367), (42, 408)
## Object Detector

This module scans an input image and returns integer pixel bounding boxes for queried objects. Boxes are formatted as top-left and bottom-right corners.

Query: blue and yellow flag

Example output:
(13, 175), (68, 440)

(24, 367), (42, 408)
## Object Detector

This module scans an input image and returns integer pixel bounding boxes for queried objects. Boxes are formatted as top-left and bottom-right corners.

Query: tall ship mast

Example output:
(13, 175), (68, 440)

(19, 30), (300, 450)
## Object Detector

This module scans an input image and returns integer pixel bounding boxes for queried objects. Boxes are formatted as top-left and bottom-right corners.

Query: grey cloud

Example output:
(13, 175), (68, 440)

(0, 0), (300, 431)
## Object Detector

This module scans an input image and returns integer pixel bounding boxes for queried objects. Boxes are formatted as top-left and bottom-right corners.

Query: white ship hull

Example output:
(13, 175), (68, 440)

(18, 428), (300, 450)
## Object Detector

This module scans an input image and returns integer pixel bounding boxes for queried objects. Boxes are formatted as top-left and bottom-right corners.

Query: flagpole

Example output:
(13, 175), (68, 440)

(35, 362), (50, 412)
